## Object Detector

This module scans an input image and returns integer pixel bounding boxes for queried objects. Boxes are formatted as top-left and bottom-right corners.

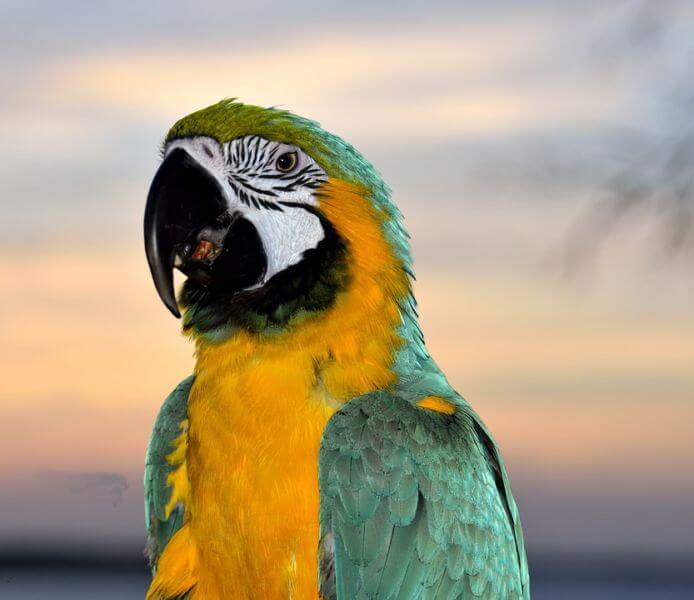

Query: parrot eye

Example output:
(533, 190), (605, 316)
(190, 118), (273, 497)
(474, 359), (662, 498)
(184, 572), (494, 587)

(276, 152), (298, 173)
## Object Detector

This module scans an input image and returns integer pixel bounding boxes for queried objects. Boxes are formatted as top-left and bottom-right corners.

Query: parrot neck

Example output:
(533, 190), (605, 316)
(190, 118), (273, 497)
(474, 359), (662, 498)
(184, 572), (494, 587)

(190, 177), (422, 400)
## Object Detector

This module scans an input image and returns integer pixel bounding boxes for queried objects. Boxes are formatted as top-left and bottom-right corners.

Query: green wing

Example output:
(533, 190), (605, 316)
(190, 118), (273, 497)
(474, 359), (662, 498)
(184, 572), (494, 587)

(144, 375), (193, 570)
(318, 391), (529, 599)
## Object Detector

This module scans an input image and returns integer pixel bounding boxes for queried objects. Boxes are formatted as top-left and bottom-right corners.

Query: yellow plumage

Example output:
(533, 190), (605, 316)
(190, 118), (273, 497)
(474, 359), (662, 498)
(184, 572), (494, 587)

(416, 396), (457, 415)
(147, 179), (410, 599)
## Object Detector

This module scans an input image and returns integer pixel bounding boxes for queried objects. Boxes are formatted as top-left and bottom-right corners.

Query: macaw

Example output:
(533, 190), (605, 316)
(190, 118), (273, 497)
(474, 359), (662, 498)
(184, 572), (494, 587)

(143, 100), (529, 600)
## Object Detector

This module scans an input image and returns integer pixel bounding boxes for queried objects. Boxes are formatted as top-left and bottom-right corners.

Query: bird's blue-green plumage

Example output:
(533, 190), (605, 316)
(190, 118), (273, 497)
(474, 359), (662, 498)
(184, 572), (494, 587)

(318, 393), (529, 599)
(144, 100), (529, 598)
(144, 376), (192, 568)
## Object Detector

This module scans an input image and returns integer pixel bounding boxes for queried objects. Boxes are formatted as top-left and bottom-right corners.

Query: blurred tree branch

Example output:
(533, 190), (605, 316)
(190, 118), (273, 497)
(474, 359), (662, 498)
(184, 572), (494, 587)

(562, 0), (694, 274)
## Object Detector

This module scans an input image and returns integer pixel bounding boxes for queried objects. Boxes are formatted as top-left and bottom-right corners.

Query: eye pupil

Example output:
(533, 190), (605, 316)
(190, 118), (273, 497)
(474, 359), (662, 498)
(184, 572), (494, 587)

(276, 152), (297, 172)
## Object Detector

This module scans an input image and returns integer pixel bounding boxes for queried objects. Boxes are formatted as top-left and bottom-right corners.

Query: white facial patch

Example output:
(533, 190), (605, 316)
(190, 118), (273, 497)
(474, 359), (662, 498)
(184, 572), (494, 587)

(163, 135), (329, 286)
(243, 205), (325, 283)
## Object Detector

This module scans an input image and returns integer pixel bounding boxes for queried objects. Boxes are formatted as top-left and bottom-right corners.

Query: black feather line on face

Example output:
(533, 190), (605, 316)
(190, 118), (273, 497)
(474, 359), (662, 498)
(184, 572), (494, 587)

(262, 199), (284, 211)
(266, 145), (279, 162)
(278, 164), (312, 180)
(249, 136), (258, 164)
(236, 179), (278, 198)
(273, 183), (298, 193)
(224, 137), (326, 212)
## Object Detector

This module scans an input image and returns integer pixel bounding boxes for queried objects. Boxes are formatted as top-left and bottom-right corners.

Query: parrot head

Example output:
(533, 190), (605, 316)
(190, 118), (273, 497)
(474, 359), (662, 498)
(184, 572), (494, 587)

(145, 99), (411, 336)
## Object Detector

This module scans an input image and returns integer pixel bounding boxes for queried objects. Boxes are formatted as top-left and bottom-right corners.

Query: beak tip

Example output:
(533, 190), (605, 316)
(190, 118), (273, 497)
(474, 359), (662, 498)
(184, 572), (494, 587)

(160, 288), (182, 318)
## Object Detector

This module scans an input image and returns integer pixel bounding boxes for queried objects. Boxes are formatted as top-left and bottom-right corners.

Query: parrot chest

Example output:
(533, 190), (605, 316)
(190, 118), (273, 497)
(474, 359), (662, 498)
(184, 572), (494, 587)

(185, 350), (335, 599)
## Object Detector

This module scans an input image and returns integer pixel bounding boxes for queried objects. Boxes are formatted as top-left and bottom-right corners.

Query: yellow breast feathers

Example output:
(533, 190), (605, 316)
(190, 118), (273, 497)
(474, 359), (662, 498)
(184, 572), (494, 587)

(148, 178), (409, 599)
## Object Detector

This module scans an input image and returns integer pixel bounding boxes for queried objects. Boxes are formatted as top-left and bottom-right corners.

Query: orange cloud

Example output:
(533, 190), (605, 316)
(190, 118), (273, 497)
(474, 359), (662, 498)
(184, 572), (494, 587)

(2, 248), (692, 486)
(22, 24), (626, 143)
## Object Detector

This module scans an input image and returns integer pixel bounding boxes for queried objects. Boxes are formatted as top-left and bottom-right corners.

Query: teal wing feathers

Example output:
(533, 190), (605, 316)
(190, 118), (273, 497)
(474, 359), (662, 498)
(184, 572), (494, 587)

(144, 375), (193, 571)
(318, 391), (529, 599)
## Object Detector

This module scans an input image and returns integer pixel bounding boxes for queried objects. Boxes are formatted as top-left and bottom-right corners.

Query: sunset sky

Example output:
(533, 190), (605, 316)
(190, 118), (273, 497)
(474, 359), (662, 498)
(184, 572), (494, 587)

(1, 0), (693, 557)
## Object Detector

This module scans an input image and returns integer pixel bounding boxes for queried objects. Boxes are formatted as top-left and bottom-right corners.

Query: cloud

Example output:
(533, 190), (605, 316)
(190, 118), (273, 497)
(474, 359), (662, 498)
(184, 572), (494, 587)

(13, 20), (629, 145)
(35, 470), (129, 507)
(0, 1), (593, 63)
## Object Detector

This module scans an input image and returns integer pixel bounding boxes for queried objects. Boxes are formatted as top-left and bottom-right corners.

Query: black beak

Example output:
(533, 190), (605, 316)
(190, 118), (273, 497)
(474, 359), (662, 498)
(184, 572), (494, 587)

(144, 148), (266, 318)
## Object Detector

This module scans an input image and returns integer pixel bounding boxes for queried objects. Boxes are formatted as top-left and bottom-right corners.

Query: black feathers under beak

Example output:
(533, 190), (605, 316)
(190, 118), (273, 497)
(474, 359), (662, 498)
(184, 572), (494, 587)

(144, 148), (266, 317)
